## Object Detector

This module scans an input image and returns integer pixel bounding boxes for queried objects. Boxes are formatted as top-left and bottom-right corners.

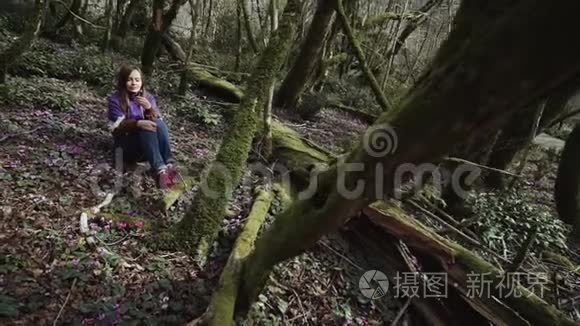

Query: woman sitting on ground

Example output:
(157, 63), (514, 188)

(107, 64), (178, 189)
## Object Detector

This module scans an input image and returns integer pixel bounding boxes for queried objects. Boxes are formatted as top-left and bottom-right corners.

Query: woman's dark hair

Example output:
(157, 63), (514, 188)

(116, 64), (148, 114)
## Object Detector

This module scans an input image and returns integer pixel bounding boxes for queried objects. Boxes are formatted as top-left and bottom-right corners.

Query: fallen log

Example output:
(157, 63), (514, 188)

(364, 200), (577, 326)
(188, 186), (273, 326)
(185, 67), (245, 103)
(161, 33), (187, 62)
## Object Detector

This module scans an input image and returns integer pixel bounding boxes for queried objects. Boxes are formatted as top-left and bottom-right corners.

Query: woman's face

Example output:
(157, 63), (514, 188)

(126, 70), (142, 94)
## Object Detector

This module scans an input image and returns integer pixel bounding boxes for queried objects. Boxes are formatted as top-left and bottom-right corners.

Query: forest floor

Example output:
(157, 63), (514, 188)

(2, 38), (580, 325)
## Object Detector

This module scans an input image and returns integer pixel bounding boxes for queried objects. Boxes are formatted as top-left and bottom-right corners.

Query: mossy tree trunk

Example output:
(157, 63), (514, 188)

(241, 0), (259, 53)
(333, 0), (391, 112)
(0, 0), (47, 84)
(275, 0), (335, 109)
(235, 0), (243, 71)
(555, 124), (580, 235)
(237, 0), (580, 313)
(174, 0), (301, 264)
(141, 0), (187, 76)
(261, 0), (278, 159)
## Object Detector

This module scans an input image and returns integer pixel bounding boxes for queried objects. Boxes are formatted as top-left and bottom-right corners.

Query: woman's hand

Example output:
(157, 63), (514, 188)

(137, 120), (157, 132)
(136, 96), (152, 110)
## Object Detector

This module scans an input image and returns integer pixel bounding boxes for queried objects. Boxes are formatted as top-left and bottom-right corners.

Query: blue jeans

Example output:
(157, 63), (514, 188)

(114, 119), (174, 172)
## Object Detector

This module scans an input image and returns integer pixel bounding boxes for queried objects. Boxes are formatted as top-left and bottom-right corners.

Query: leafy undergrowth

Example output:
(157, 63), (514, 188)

(0, 37), (387, 325)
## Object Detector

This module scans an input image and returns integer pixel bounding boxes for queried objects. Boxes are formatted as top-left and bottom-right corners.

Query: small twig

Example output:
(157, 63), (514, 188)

(291, 288), (309, 325)
(407, 199), (510, 264)
(0, 126), (44, 143)
(390, 298), (412, 326)
(319, 240), (364, 271)
(52, 0), (107, 29)
(53, 278), (77, 326)
(443, 156), (522, 177)
(508, 227), (538, 272)
(98, 232), (131, 246)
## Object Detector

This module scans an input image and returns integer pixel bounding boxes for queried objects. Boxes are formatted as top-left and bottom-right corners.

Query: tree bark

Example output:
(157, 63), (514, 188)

(241, 0), (259, 53)
(484, 78), (580, 189)
(235, 0), (243, 71)
(161, 33), (187, 61)
(116, 0), (140, 39)
(385, 0), (443, 64)
(174, 0), (301, 264)
(141, 0), (187, 75)
(555, 124), (580, 235)
(101, 0), (115, 52)
(261, 0), (278, 159)
(238, 0), (580, 313)
(275, 0), (335, 109)
(203, 0), (213, 38)
(0, 0), (47, 84)
(334, 0), (391, 112)
(54, 0), (82, 29)
(179, 0), (201, 95)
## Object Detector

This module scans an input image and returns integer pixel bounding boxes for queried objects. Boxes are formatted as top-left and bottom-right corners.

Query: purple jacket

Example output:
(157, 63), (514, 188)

(107, 91), (161, 122)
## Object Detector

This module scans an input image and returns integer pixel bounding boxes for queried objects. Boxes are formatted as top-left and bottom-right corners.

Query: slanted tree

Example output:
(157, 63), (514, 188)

(0, 0), (47, 84)
(275, 0), (335, 109)
(333, 0), (391, 112)
(236, 0), (580, 315)
(174, 0), (301, 264)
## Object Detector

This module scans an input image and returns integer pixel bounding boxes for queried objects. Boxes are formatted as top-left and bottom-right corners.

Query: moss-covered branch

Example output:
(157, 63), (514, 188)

(192, 187), (272, 326)
(365, 201), (577, 326)
(185, 67), (245, 102)
(174, 0), (301, 264)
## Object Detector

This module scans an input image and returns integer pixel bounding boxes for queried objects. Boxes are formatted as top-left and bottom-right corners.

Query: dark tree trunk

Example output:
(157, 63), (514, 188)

(141, 0), (187, 75)
(116, 0), (140, 39)
(275, 0), (335, 109)
(484, 78), (580, 189)
(555, 124), (580, 235)
(54, 0), (82, 29)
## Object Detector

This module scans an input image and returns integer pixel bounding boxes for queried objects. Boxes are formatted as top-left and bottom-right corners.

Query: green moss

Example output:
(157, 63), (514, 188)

(162, 175), (195, 211)
(205, 187), (273, 325)
(271, 121), (333, 162)
(174, 0), (301, 262)
(187, 67), (245, 102)
(373, 200), (578, 326)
